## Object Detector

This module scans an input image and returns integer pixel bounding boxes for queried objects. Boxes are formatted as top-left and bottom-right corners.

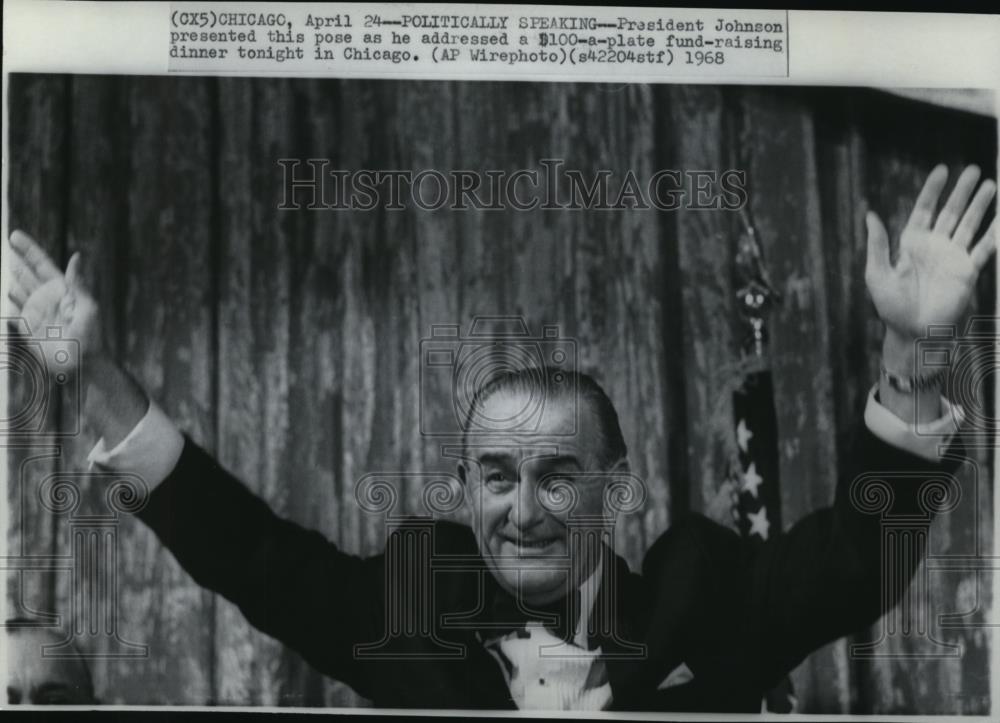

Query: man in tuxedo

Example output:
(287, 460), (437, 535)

(6, 164), (996, 710)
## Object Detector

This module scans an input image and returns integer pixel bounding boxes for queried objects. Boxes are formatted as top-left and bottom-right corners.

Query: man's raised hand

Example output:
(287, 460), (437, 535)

(7, 230), (104, 375)
(865, 164), (996, 345)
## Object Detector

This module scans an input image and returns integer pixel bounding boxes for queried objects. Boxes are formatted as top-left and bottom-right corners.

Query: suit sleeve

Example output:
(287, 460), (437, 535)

(134, 434), (384, 698)
(735, 401), (968, 687)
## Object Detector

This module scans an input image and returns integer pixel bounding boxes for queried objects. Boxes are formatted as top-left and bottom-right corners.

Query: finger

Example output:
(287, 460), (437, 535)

(865, 211), (892, 279)
(8, 249), (42, 292)
(65, 251), (82, 289)
(953, 179), (996, 250)
(934, 165), (981, 237)
(6, 279), (29, 307)
(6, 289), (25, 313)
(20, 302), (42, 332)
(9, 230), (62, 282)
(907, 164), (949, 230)
(970, 220), (996, 272)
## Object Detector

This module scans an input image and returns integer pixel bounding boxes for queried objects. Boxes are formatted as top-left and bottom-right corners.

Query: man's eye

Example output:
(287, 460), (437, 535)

(485, 472), (513, 490)
(538, 477), (578, 508)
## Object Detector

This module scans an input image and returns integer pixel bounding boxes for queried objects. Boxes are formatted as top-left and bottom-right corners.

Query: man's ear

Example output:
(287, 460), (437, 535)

(609, 457), (631, 475)
(602, 456), (640, 518)
(605, 457), (631, 485)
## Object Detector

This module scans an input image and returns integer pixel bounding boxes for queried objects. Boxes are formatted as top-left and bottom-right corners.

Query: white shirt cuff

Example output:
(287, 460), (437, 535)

(86, 399), (185, 488)
(863, 384), (964, 462)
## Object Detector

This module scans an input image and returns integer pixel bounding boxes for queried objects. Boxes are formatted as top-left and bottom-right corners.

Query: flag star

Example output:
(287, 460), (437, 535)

(741, 462), (764, 498)
(748, 506), (770, 540)
(736, 419), (754, 453)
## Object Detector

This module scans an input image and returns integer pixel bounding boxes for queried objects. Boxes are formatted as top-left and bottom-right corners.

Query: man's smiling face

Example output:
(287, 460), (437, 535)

(460, 389), (614, 605)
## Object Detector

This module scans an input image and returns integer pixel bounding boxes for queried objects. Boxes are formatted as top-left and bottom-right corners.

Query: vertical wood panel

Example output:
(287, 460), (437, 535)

(741, 88), (849, 712)
(215, 78), (291, 705)
(61, 74), (130, 702)
(567, 84), (668, 565)
(5, 75), (69, 630)
(93, 76), (218, 704)
(278, 78), (366, 708)
(667, 85), (740, 516)
(812, 90), (877, 715)
(374, 80), (448, 521)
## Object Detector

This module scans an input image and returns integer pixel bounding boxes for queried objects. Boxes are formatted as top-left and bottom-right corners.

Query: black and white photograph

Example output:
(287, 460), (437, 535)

(2, 6), (998, 718)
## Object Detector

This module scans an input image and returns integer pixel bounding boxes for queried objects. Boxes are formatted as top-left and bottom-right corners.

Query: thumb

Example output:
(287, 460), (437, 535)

(65, 251), (83, 289)
(865, 211), (891, 280)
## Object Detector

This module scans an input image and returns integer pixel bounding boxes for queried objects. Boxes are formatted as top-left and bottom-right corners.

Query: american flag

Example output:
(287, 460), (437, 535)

(730, 210), (796, 714)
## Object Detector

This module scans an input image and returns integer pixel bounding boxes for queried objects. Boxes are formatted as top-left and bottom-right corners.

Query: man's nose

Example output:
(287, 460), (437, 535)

(510, 480), (547, 529)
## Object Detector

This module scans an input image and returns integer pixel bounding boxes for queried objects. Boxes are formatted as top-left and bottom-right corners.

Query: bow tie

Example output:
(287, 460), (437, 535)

(486, 587), (583, 644)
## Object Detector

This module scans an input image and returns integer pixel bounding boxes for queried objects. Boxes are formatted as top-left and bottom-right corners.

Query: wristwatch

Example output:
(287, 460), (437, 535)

(879, 362), (948, 394)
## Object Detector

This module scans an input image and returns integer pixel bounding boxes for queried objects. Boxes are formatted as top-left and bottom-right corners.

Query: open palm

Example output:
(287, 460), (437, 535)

(7, 230), (103, 374)
(866, 165), (996, 341)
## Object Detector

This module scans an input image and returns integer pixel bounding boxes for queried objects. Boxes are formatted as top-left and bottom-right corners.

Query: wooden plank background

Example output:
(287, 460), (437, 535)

(5, 75), (996, 714)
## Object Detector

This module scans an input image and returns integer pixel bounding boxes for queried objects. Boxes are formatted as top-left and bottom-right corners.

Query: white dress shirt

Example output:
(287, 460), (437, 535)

(482, 560), (613, 710)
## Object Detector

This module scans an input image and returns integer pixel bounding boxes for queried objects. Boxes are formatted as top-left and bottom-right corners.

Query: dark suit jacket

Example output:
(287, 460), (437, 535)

(136, 421), (964, 711)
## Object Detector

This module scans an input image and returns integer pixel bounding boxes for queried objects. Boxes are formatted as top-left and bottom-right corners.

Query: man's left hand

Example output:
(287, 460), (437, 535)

(865, 164), (995, 351)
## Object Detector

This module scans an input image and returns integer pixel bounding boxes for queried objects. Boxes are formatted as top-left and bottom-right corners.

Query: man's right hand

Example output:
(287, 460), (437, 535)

(7, 229), (105, 372)
(7, 230), (149, 449)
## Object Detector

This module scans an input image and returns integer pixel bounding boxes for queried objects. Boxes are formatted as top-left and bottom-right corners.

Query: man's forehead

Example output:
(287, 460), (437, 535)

(468, 443), (586, 465)
(475, 388), (589, 435)
(464, 389), (602, 464)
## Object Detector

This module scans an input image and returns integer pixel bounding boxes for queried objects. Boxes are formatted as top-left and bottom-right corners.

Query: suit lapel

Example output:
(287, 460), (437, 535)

(592, 547), (694, 709)
(431, 524), (516, 709)
(589, 548), (647, 704)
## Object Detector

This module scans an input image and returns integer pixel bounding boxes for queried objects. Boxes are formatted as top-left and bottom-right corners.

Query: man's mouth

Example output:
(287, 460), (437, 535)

(501, 536), (561, 553)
